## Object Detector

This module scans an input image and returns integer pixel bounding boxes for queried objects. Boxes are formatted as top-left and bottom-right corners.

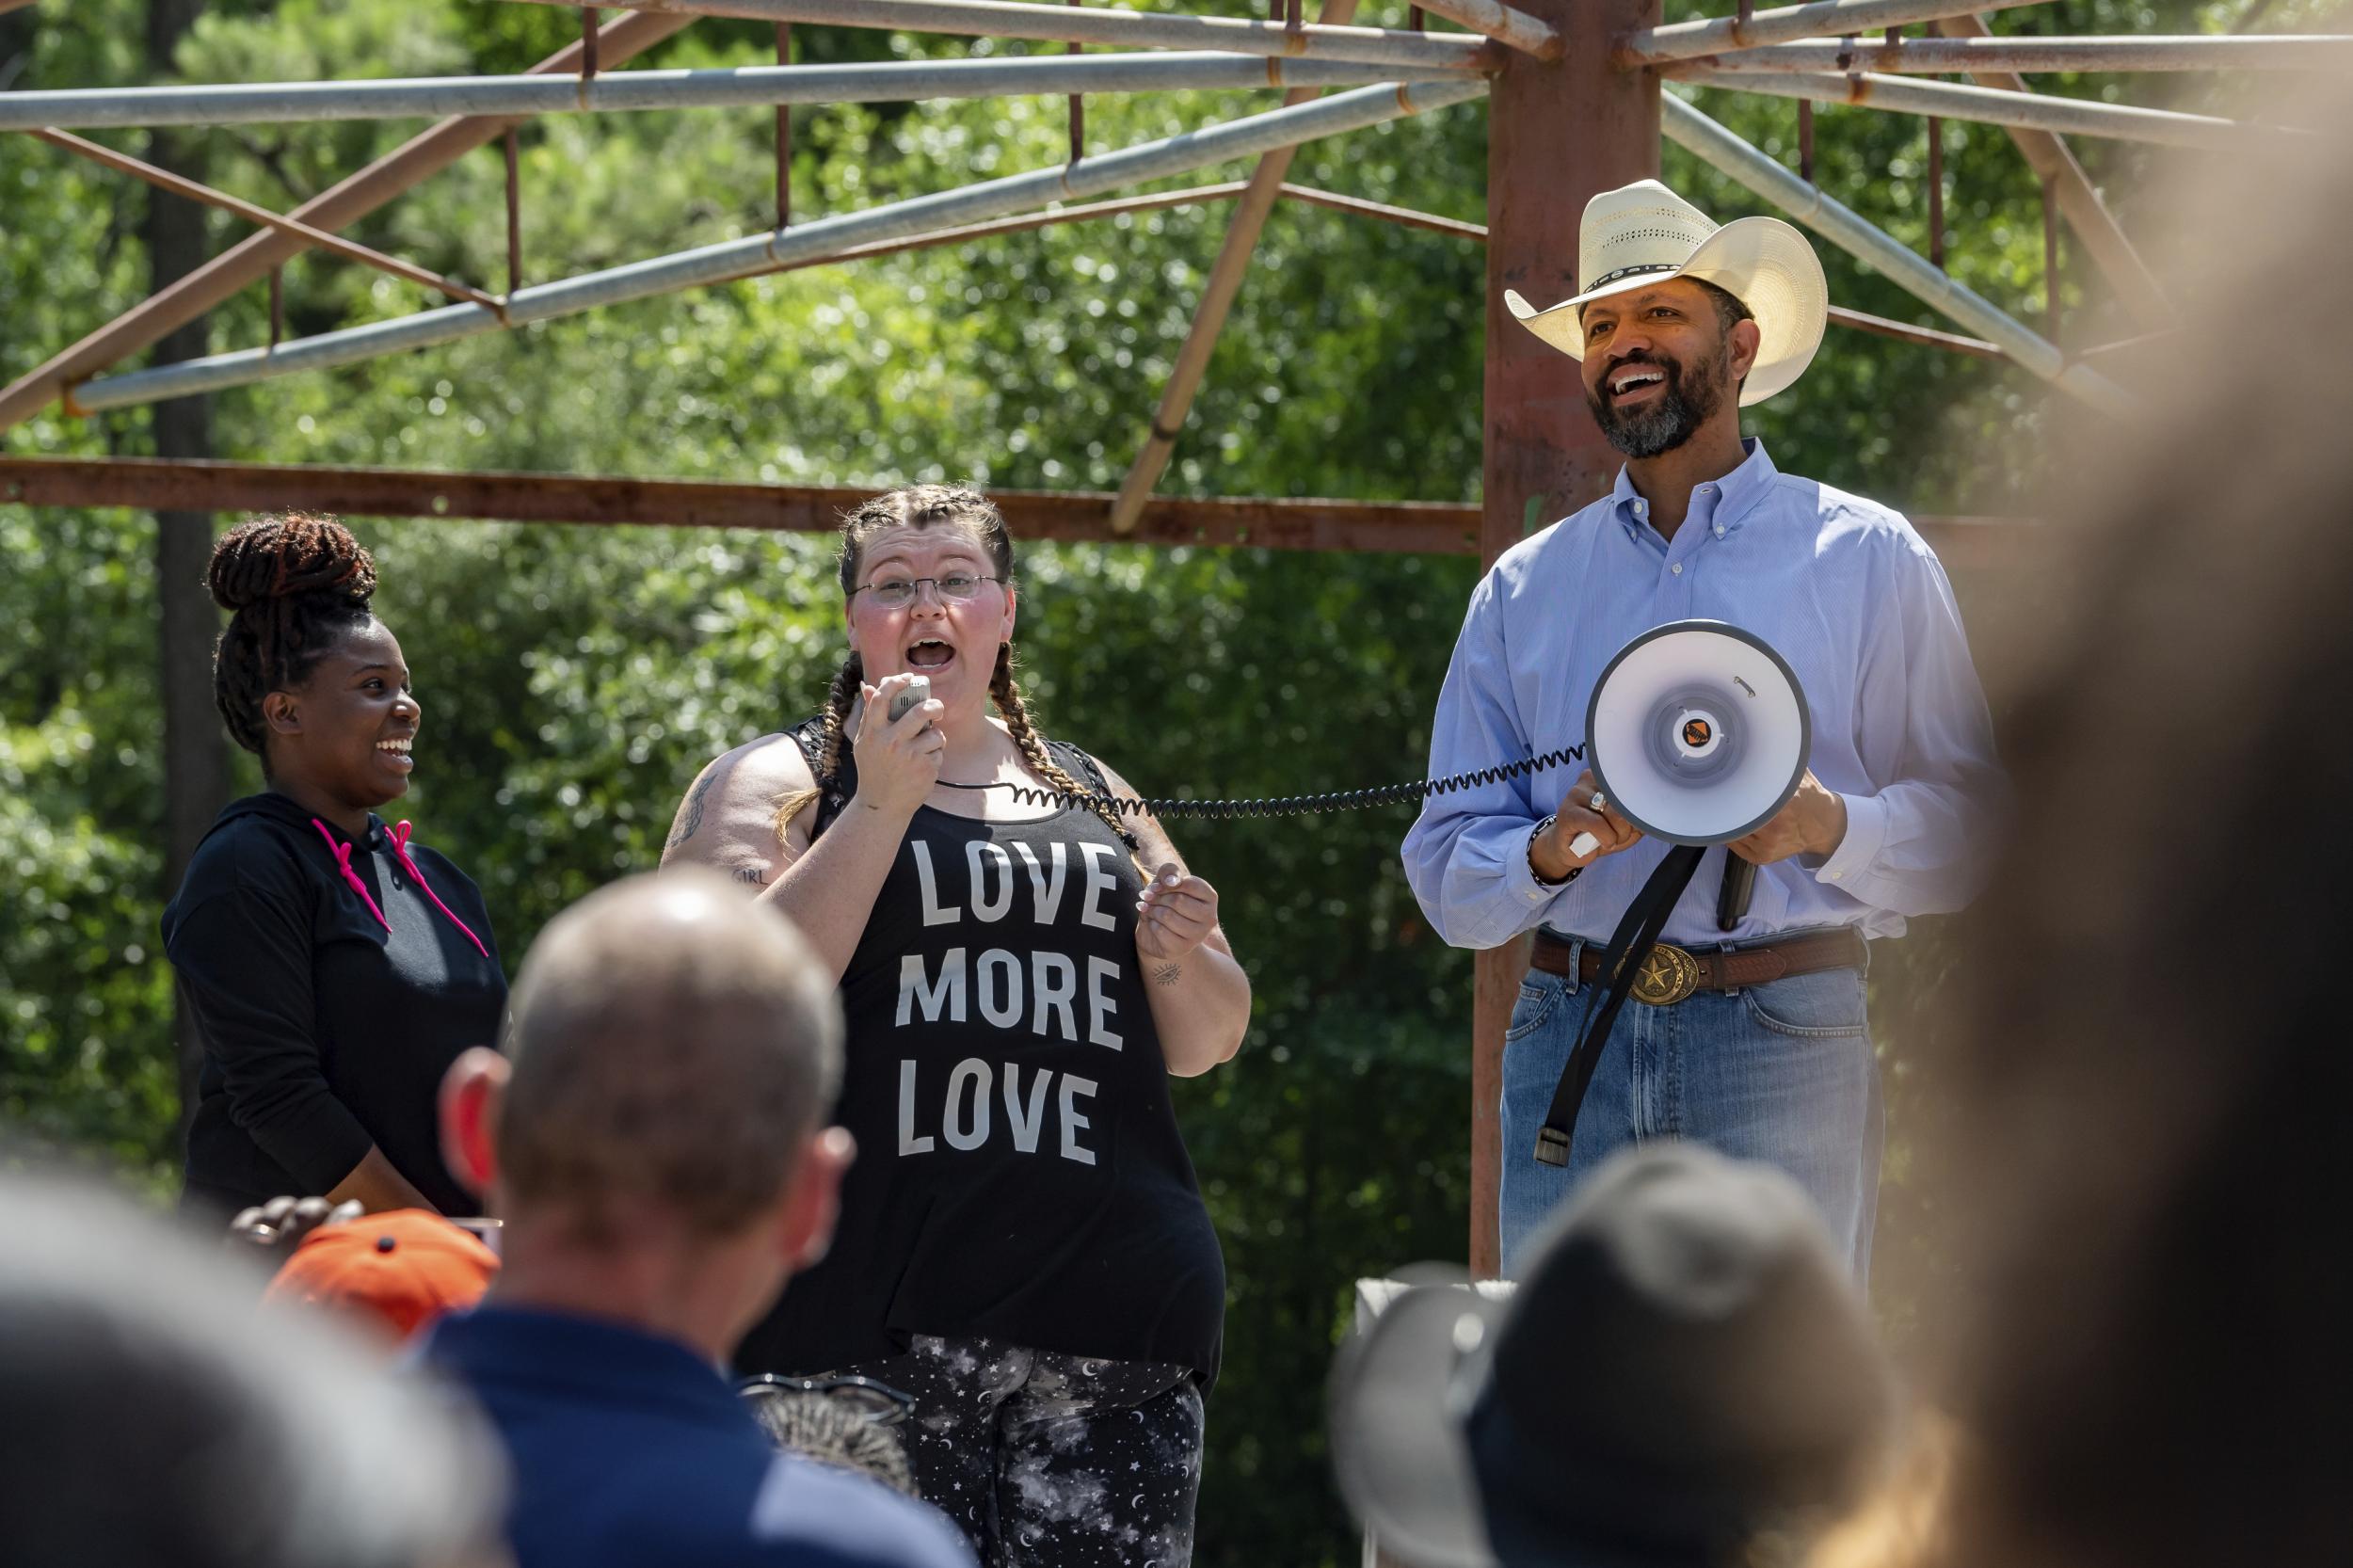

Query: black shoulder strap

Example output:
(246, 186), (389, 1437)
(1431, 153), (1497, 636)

(1046, 738), (1113, 800)
(786, 716), (854, 842)
(1043, 740), (1141, 853)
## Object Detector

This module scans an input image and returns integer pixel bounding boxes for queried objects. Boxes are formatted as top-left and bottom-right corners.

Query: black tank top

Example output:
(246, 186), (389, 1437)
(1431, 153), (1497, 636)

(737, 728), (1226, 1385)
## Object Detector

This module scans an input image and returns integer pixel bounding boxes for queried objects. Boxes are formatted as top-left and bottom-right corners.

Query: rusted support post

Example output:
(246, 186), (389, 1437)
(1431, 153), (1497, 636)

(0, 9), (693, 434)
(1927, 112), (1943, 268)
(2041, 172), (2058, 344)
(1105, 0), (1364, 536)
(583, 8), (601, 77)
(504, 129), (523, 295)
(1929, 11), (2170, 329)
(776, 23), (792, 227)
(27, 127), (506, 313)
(1473, 0), (1659, 1279)
(268, 265), (283, 351)
(1067, 0), (1083, 164)
(1799, 96), (1814, 179)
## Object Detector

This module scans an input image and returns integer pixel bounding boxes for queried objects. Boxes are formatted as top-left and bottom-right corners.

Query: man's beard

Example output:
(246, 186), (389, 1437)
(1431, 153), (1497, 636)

(1585, 344), (1731, 459)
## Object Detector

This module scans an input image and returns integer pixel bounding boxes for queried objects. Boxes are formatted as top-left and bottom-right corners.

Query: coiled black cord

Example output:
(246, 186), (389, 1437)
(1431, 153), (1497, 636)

(940, 745), (1589, 821)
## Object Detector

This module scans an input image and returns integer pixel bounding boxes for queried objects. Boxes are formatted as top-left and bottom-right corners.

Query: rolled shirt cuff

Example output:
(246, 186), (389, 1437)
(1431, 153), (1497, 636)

(1813, 792), (1887, 891)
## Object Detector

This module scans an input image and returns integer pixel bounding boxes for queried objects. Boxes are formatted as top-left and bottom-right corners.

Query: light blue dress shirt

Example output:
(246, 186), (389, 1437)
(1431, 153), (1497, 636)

(1401, 440), (2004, 951)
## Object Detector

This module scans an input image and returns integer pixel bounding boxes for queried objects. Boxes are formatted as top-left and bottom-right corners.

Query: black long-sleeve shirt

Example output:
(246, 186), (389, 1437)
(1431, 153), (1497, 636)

(164, 792), (505, 1216)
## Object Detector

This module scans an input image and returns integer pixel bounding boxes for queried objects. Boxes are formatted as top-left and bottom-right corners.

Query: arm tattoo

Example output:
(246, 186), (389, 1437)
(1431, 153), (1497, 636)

(732, 865), (767, 887)
(1152, 961), (1182, 988)
(665, 766), (721, 855)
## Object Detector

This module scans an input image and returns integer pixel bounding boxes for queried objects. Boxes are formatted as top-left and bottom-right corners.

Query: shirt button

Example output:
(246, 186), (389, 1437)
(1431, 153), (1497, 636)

(1714, 526), (1724, 537)
(1671, 563), (1683, 575)
(1827, 871), (1843, 881)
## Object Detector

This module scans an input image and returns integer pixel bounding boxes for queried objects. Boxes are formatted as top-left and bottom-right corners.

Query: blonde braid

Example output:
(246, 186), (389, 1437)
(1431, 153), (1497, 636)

(990, 643), (1142, 856)
(771, 653), (863, 843)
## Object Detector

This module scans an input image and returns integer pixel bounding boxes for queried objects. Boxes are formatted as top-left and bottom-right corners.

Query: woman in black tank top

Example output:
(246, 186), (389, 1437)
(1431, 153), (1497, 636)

(664, 486), (1250, 1566)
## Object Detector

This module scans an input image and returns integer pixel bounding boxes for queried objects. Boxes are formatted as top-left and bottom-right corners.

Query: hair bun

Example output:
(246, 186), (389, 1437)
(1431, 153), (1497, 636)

(206, 513), (378, 614)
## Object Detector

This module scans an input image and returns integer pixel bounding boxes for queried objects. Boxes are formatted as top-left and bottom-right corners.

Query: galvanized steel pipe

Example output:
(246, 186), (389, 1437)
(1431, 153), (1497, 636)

(506, 0), (1496, 72)
(1658, 93), (2134, 415)
(1668, 33), (2353, 74)
(1678, 66), (2277, 151)
(1618, 0), (2048, 68)
(71, 76), (1487, 413)
(0, 53), (1471, 132)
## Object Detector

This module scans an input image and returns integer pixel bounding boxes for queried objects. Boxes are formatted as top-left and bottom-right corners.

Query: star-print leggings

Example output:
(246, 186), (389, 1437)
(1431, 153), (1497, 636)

(827, 1334), (1204, 1567)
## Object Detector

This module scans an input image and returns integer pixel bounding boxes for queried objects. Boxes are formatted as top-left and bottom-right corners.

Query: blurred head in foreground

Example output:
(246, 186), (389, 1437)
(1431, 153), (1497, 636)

(1332, 1143), (1896, 1567)
(0, 1174), (505, 1568)
(1925, 81), (2353, 1568)
(439, 867), (852, 1359)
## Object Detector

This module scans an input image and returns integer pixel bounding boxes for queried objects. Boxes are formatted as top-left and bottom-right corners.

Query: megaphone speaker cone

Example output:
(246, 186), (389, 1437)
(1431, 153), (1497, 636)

(1585, 620), (1810, 846)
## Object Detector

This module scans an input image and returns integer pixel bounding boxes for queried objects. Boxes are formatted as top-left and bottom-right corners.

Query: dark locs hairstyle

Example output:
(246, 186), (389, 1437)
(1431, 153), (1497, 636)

(205, 514), (378, 764)
(774, 484), (1137, 852)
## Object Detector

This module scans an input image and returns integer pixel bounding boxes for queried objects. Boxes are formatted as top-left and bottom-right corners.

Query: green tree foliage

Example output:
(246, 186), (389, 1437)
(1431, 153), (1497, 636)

(0, 0), (2288, 1557)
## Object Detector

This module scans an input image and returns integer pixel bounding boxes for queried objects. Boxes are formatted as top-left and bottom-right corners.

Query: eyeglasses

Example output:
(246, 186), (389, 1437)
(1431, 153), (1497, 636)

(734, 1373), (918, 1427)
(850, 573), (1002, 610)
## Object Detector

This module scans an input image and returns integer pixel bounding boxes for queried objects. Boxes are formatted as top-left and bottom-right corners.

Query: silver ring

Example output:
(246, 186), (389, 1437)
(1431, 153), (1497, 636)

(1589, 791), (1608, 813)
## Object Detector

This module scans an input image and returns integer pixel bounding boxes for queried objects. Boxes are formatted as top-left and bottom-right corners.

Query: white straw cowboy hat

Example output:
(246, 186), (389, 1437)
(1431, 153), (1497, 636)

(1503, 180), (1828, 407)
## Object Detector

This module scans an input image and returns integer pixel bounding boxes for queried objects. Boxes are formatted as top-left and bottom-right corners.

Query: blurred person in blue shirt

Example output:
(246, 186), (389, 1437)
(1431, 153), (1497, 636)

(1403, 181), (2003, 1281)
(418, 869), (972, 1568)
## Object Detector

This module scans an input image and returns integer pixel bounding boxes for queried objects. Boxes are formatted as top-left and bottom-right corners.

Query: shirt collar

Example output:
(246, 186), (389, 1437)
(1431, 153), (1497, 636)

(1609, 439), (1780, 544)
(421, 1303), (752, 1430)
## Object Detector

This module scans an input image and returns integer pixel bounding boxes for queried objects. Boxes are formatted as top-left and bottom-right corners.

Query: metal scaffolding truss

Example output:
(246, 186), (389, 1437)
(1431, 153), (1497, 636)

(1, 0), (2317, 499)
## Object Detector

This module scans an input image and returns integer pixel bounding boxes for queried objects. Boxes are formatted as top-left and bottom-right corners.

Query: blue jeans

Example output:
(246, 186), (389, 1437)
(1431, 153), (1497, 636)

(1497, 934), (1883, 1283)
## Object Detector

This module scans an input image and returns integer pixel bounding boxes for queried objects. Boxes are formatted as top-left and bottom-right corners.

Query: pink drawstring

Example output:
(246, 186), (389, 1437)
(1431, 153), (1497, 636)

(309, 817), (489, 959)
(311, 818), (391, 932)
(388, 821), (489, 958)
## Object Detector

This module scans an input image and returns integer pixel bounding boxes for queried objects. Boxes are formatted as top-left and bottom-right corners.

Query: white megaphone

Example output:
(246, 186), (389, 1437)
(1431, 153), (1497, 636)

(1531, 621), (1810, 1170)
(1584, 619), (1811, 848)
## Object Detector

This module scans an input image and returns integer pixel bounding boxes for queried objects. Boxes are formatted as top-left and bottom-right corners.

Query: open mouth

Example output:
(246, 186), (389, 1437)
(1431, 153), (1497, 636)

(1609, 364), (1668, 404)
(906, 638), (956, 672)
(376, 735), (415, 773)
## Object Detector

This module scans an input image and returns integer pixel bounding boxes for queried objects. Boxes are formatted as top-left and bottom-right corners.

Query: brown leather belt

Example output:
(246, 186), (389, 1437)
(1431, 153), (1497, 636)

(1529, 926), (1867, 1008)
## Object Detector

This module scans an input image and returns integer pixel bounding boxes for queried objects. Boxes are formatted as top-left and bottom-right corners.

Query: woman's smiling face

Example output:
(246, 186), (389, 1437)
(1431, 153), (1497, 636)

(262, 617), (422, 810)
(843, 523), (1016, 712)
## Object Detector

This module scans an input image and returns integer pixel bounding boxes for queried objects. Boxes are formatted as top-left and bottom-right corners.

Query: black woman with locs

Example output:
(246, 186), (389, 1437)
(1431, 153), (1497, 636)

(164, 514), (504, 1222)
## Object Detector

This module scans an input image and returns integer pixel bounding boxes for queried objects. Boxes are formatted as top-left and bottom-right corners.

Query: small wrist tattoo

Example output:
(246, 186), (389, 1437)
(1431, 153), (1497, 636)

(1152, 961), (1183, 988)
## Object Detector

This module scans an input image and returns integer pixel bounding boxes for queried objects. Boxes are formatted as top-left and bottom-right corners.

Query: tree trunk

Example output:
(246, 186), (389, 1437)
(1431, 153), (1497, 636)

(144, 0), (229, 1144)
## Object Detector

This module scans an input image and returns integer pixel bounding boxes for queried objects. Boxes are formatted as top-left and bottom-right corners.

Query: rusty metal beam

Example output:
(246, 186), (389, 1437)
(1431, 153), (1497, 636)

(0, 456), (1481, 552)
(1107, 0), (1364, 538)
(25, 128), (506, 315)
(1930, 12), (2170, 329)
(0, 8), (695, 437)
(0, 456), (2025, 562)
(1277, 181), (1487, 240)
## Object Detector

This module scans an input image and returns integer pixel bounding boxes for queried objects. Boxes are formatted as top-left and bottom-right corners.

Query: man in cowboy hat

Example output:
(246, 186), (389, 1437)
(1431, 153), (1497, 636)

(1401, 180), (2004, 1279)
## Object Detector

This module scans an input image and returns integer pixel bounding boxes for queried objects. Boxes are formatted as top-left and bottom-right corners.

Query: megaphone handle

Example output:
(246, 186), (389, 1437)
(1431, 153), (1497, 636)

(1717, 853), (1756, 933)
(1533, 843), (1706, 1168)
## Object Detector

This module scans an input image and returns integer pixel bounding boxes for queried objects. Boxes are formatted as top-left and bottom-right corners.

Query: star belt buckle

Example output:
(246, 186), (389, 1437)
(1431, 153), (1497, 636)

(1630, 942), (1701, 1006)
